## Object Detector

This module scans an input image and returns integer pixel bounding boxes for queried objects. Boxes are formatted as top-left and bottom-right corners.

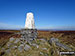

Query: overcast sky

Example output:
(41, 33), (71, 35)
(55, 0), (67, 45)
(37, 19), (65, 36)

(0, 0), (75, 30)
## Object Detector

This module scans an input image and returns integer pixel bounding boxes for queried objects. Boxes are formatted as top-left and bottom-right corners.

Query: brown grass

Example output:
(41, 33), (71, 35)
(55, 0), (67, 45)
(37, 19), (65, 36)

(0, 30), (75, 56)
(0, 30), (75, 48)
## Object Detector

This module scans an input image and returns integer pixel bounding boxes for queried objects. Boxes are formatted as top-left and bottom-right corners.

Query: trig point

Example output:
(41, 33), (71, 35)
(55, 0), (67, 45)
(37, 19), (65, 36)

(25, 12), (35, 29)
(21, 12), (37, 44)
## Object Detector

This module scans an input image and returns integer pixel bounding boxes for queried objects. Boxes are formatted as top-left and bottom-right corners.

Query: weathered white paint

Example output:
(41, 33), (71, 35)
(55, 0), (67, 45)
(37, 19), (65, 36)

(25, 12), (35, 29)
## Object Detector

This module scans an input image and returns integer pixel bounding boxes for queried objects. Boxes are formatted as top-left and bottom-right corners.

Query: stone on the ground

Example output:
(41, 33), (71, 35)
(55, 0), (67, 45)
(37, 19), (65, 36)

(7, 42), (13, 47)
(31, 43), (39, 48)
(12, 46), (17, 49)
(42, 48), (47, 50)
(40, 52), (43, 55)
(27, 40), (32, 45)
(44, 53), (48, 56)
(20, 41), (24, 44)
(14, 38), (20, 44)
(49, 37), (72, 51)
(20, 38), (24, 41)
(9, 37), (15, 42)
(50, 38), (58, 42)
(18, 44), (24, 52)
(56, 42), (72, 50)
(1, 48), (5, 50)
(39, 38), (47, 42)
(49, 37), (59, 45)
(24, 42), (26, 45)
(24, 44), (31, 51)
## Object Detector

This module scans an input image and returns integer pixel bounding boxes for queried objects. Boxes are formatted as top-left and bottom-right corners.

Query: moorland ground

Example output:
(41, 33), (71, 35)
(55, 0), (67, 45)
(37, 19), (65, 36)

(0, 30), (75, 56)
(0, 30), (75, 47)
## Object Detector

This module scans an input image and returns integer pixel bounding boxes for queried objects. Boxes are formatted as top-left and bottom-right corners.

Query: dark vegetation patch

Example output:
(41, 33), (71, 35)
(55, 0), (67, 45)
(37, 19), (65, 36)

(0, 30), (20, 49)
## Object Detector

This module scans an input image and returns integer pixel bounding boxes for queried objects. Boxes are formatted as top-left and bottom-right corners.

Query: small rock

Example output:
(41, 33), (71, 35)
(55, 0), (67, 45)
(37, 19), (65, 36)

(28, 38), (33, 41)
(18, 44), (24, 52)
(1, 48), (5, 50)
(7, 42), (12, 47)
(20, 44), (24, 46)
(49, 37), (59, 45)
(27, 40), (32, 45)
(23, 43), (26, 45)
(9, 37), (15, 42)
(40, 38), (47, 42)
(45, 53), (48, 56)
(24, 44), (31, 51)
(42, 48), (47, 50)
(14, 38), (20, 44)
(12, 46), (17, 49)
(49, 38), (72, 51)
(56, 42), (72, 50)
(36, 45), (39, 48)
(40, 52), (43, 55)
(20, 41), (24, 44)
(51, 38), (58, 42)
(31, 43), (39, 48)
(20, 38), (24, 41)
